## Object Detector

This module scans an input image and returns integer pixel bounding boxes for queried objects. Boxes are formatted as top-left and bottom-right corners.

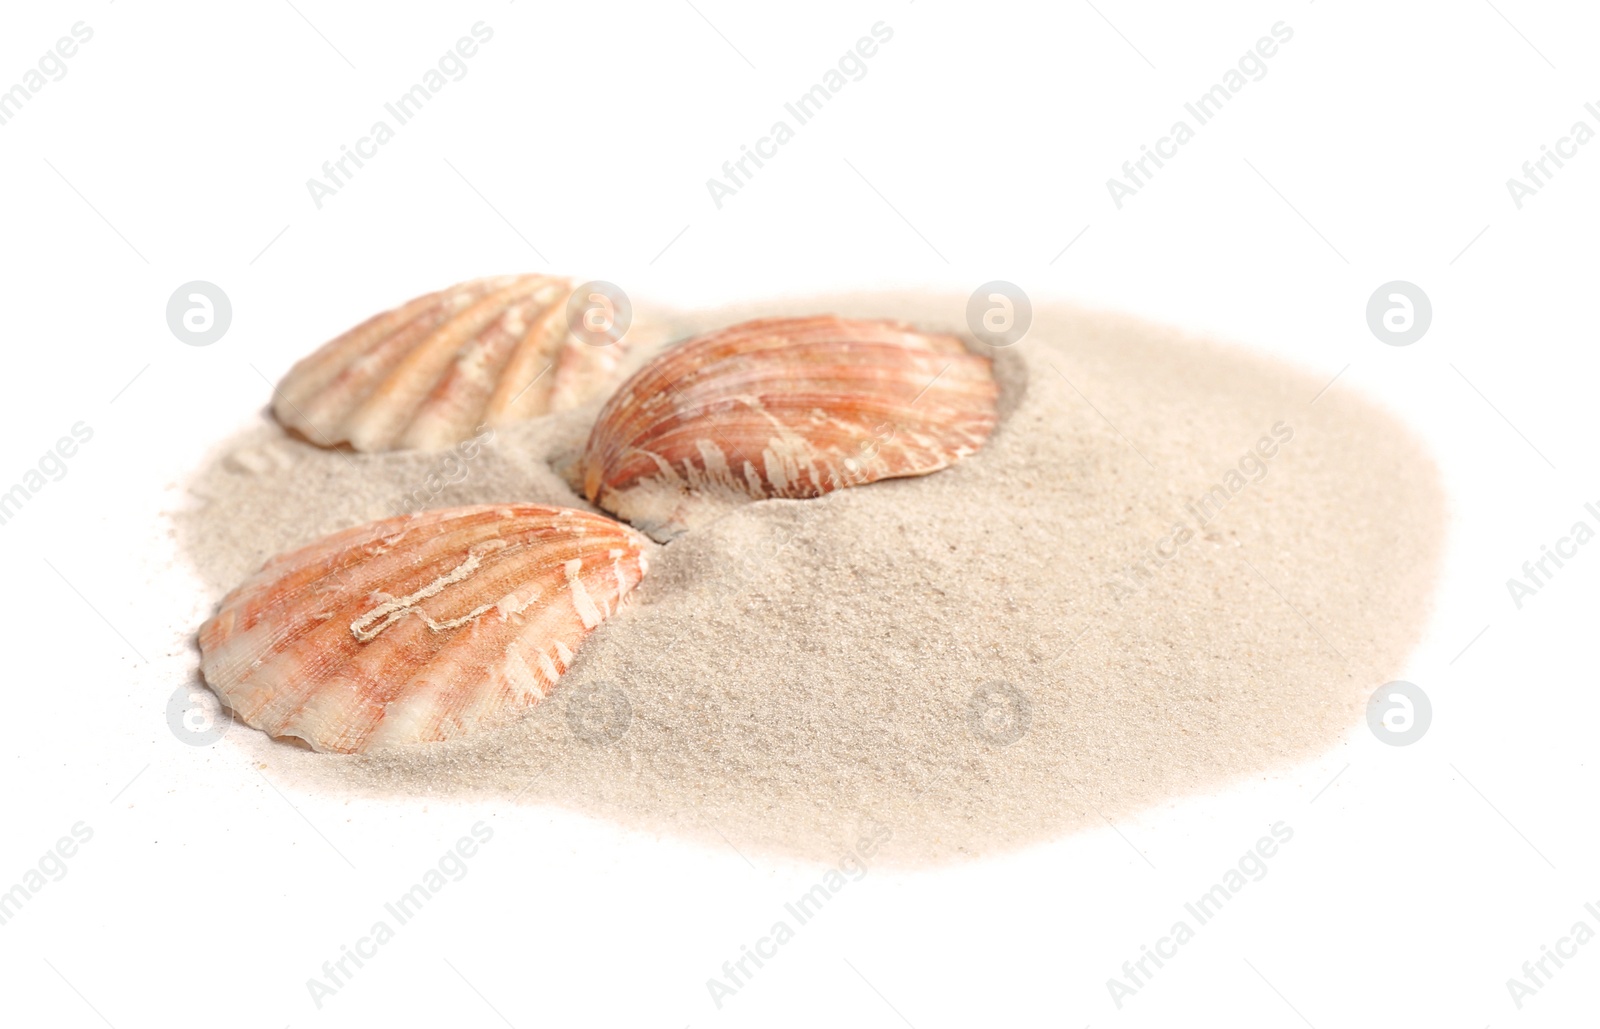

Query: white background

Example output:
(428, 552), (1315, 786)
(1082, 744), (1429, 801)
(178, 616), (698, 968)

(0, 1), (1596, 1026)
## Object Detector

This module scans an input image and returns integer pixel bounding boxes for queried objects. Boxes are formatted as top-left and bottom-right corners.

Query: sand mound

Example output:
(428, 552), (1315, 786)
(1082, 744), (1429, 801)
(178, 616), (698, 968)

(176, 293), (1444, 865)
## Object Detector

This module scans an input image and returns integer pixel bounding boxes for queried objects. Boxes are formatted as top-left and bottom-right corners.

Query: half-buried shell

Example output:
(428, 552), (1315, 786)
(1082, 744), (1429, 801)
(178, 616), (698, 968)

(198, 504), (649, 754)
(580, 316), (999, 540)
(272, 275), (643, 452)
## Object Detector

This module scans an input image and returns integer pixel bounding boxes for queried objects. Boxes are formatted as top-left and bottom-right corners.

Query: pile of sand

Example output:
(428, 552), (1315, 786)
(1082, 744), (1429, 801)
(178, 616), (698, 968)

(176, 293), (1445, 865)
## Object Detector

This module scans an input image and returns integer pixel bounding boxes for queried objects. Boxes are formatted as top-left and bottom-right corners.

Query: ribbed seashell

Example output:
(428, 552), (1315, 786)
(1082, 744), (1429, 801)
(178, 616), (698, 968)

(198, 504), (649, 754)
(272, 275), (638, 452)
(581, 316), (998, 540)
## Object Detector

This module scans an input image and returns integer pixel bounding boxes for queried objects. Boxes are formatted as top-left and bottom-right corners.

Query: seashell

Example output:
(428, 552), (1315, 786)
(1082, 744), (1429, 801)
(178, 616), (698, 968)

(198, 504), (649, 754)
(581, 316), (998, 540)
(272, 275), (641, 452)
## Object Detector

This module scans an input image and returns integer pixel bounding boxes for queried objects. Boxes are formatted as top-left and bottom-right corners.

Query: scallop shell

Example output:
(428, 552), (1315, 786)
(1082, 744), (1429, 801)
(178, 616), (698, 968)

(581, 316), (998, 540)
(272, 275), (640, 452)
(198, 504), (649, 754)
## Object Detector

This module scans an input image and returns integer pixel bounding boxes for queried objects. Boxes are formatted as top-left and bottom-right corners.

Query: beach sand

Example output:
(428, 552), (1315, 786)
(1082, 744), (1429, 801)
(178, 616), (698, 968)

(176, 292), (1446, 866)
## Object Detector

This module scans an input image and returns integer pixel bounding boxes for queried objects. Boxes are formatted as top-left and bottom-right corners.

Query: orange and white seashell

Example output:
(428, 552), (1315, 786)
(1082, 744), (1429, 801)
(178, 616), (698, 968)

(198, 504), (649, 754)
(581, 316), (998, 540)
(272, 275), (640, 452)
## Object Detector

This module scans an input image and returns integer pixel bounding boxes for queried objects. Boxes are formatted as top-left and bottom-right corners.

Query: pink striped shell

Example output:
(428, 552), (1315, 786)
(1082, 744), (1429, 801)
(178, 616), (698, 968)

(198, 504), (649, 753)
(272, 275), (637, 452)
(581, 316), (999, 540)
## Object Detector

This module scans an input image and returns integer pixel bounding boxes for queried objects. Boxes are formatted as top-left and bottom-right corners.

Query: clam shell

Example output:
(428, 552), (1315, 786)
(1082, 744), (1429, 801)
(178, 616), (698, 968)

(272, 275), (638, 452)
(198, 504), (649, 754)
(581, 316), (998, 539)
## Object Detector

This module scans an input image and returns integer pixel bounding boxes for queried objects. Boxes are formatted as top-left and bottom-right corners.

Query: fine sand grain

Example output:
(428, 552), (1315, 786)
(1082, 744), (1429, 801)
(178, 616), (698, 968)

(176, 293), (1446, 866)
